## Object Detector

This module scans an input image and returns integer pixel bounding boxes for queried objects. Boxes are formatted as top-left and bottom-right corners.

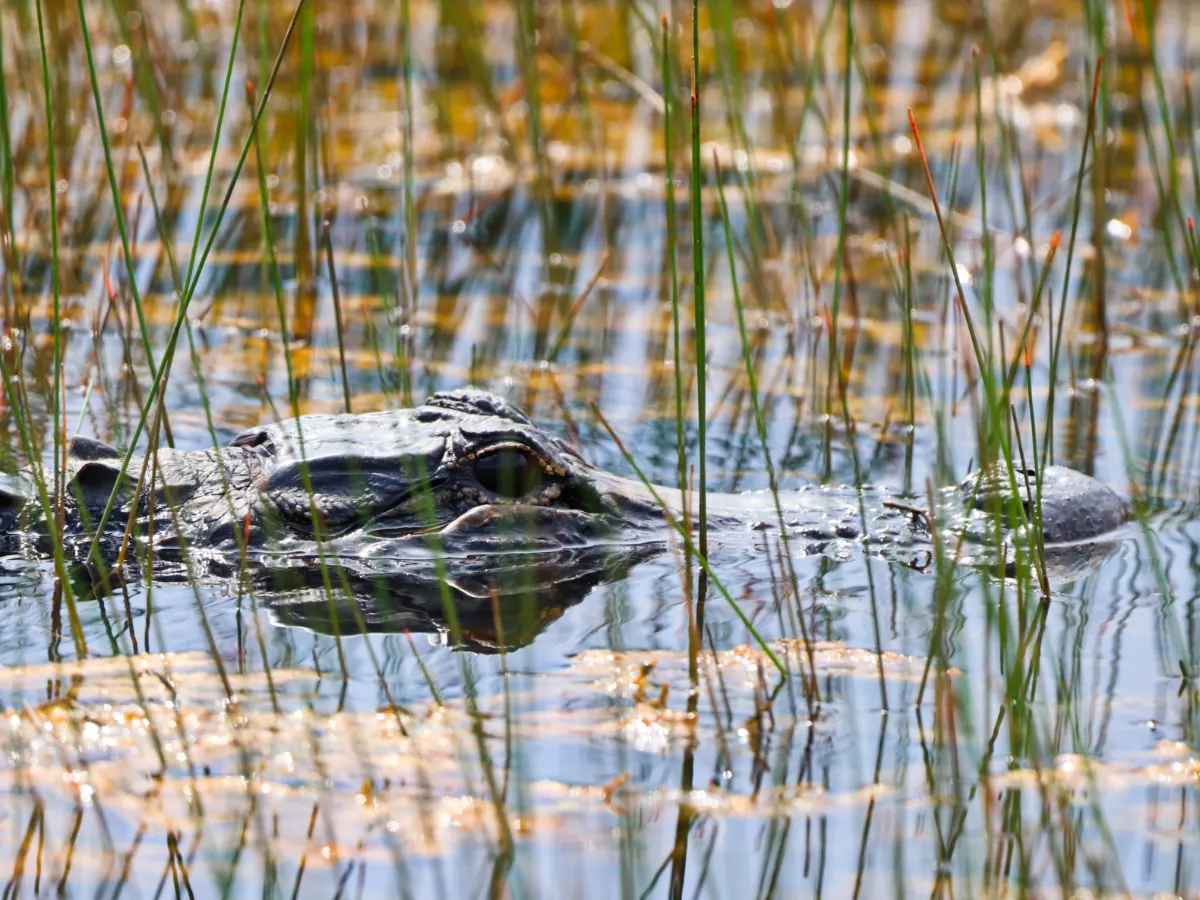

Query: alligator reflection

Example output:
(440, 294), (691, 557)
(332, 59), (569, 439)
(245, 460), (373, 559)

(61, 526), (1120, 655)
(260, 547), (654, 651)
(70, 545), (655, 653)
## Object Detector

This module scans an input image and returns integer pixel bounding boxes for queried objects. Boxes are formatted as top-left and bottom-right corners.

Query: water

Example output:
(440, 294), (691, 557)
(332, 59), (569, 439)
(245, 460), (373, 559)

(0, 0), (1195, 896)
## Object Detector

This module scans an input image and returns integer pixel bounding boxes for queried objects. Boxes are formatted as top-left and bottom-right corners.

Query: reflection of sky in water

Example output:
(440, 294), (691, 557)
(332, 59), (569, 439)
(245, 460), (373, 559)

(0, 0), (1195, 894)
(0, 528), (1192, 895)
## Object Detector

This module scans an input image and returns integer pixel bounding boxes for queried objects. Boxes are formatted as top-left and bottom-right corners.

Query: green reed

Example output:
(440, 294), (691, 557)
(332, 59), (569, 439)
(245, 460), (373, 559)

(400, 0), (417, 312)
(440, 0), (509, 154)
(0, 7), (15, 323)
(908, 108), (1051, 593)
(515, 0), (552, 254)
(184, 0), (245, 288)
(821, 0), (855, 481)
(561, 0), (597, 139)
(901, 65), (1089, 883)
(320, 222), (353, 414)
(76, 0), (176, 448)
(544, 250), (610, 363)
(24, 0), (85, 657)
(688, 0), (708, 583)
(1107, 373), (1200, 729)
(713, 149), (817, 708)
(592, 402), (783, 675)
(1186, 80), (1200, 250)
(247, 78), (359, 682)
(972, 51), (995, 363)
(788, 0), (838, 312)
(1146, 73), (1200, 498)
(85, 0), (306, 558)
(1042, 59), (1103, 478)
(295, 3), (314, 286)
(707, 0), (767, 297)
(1146, 269), (1200, 499)
(135, 141), (281, 713)
(104, 0), (172, 168)
(899, 221), (917, 492)
(662, 14), (694, 629)
(1140, 0), (1194, 277)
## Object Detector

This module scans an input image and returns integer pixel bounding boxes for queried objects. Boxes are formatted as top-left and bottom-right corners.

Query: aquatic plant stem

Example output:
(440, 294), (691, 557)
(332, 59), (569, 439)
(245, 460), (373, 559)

(664, 14), (686, 499)
(247, 79), (347, 680)
(690, 0), (708, 570)
(591, 402), (785, 676)
(135, 141), (285, 713)
(32, 0), (85, 658)
(545, 250), (611, 363)
(663, 14), (696, 649)
(84, 0), (307, 563)
(400, 0), (417, 317)
(75, 0), (179, 446)
(321, 221), (353, 414)
(822, 0), (854, 481)
(908, 109), (1052, 590)
(713, 149), (818, 708)
(183, 0), (247, 288)
(0, 6), (17, 323)
(972, 48), (994, 369)
(1043, 58), (1103, 471)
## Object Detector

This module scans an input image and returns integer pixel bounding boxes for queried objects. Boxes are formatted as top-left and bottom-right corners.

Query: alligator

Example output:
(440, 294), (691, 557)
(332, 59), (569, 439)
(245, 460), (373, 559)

(0, 387), (1126, 645)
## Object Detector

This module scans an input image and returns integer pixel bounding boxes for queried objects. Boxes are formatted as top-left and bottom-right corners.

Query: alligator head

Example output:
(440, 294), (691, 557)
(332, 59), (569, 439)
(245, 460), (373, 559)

(233, 387), (669, 557)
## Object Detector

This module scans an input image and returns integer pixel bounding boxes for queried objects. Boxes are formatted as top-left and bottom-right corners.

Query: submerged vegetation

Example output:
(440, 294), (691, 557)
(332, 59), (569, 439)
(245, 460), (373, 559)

(0, 0), (1193, 896)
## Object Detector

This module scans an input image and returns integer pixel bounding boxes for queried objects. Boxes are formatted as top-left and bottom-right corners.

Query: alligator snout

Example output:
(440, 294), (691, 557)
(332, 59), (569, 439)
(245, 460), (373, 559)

(961, 464), (1126, 545)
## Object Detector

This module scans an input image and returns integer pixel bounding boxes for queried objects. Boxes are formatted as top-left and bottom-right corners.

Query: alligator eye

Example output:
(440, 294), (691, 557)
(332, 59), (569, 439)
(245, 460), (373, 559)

(472, 449), (545, 499)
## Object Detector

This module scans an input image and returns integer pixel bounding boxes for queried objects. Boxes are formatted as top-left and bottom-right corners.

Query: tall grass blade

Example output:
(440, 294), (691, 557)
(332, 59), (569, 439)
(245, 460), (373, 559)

(84, 0), (307, 558)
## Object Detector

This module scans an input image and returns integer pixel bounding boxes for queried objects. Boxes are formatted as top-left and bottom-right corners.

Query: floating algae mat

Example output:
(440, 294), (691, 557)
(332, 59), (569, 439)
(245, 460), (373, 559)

(0, 646), (1190, 896)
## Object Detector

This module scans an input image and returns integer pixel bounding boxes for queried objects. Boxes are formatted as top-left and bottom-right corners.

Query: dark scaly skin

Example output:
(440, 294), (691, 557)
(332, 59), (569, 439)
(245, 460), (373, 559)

(0, 388), (1126, 647)
(1, 387), (1126, 567)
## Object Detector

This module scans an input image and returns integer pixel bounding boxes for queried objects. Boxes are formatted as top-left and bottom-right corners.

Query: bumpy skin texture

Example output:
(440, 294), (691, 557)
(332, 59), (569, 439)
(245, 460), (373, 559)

(960, 465), (1127, 545)
(1, 388), (1126, 575)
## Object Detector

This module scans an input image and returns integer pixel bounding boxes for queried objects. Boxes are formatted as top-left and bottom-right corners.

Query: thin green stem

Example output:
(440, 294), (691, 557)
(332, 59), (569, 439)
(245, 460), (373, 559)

(84, 0), (307, 559)
(33, 0), (85, 658)
(689, 0), (708, 563)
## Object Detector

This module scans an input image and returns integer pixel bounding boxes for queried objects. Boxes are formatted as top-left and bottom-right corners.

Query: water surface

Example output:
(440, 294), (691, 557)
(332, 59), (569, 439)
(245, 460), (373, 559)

(0, 0), (1195, 896)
